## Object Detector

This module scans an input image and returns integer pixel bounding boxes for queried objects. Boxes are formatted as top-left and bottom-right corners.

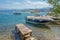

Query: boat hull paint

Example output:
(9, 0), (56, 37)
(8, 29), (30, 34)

(26, 18), (49, 24)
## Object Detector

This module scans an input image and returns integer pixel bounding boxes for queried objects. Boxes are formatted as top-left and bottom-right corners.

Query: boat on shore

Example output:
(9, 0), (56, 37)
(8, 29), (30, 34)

(15, 24), (37, 40)
(26, 16), (54, 24)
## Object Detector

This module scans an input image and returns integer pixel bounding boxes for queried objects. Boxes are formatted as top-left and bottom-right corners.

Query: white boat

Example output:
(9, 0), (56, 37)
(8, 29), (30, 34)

(26, 16), (54, 24)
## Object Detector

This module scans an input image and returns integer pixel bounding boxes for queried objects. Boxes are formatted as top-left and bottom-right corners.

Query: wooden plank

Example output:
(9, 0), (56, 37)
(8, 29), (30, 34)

(16, 24), (32, 35)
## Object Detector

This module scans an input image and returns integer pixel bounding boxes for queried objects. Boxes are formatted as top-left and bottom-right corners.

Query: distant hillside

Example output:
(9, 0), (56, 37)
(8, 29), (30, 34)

(21, 7), (50, 12)
(0, 7), (50, 12)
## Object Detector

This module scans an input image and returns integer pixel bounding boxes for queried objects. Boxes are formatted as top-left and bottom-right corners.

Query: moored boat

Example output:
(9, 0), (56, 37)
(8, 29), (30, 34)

(26, 16), (54, 24)
(13, 12), (21, 15)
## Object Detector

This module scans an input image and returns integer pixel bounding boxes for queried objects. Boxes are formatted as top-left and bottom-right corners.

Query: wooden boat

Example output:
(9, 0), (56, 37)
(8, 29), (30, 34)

(15, 24), (36, 40)
(26, 16), (54, 24)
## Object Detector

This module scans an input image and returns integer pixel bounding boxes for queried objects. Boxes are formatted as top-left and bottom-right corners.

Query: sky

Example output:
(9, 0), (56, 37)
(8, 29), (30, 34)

(0, 0), (51, 9)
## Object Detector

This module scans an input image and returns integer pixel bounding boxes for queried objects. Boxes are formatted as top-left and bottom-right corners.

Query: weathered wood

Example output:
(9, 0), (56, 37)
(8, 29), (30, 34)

(15, 24), (33, 40)
(16, 24), (32, 35)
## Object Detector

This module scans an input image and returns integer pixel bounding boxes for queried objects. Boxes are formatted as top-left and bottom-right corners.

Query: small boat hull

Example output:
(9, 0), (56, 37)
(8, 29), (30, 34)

(26, 18), (49, 24)
(13, 13), (21, 15)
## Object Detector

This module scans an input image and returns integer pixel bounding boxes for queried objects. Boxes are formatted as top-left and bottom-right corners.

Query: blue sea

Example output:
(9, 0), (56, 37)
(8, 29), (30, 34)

(0, 10), (60, 40)
(0, 10), (48, 25)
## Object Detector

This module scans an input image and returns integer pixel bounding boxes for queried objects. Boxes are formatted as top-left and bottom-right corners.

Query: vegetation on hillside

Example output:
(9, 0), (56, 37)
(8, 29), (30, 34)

(48, 0), (60, 17)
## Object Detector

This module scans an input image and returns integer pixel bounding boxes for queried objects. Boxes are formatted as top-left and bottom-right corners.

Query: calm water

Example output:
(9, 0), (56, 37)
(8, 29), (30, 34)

(0, 10), (60, 40)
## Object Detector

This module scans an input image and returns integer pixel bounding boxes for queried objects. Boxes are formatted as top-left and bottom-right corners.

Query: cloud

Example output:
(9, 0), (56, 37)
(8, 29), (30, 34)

(20, 0), (51, 9)
(12, 2), (21, 5)
(0, 0), (51, 9)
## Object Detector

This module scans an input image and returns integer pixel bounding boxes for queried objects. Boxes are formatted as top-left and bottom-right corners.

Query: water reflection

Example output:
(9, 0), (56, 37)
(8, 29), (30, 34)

(26, 22), (50, 29)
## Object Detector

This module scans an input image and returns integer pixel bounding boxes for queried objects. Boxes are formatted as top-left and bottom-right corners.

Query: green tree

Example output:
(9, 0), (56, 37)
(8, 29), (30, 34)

(48, 0), (60, 17)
